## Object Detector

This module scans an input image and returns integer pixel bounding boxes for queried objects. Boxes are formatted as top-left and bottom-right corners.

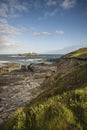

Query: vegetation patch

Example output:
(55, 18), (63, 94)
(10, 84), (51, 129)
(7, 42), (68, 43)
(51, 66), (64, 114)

(64, 48), (87, 59)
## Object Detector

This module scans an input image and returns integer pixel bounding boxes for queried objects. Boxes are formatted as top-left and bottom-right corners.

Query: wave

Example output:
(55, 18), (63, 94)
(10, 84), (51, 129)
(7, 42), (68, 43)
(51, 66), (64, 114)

(10, 56), (26, 58)
(0, 61), (10, 63)
(0, 61), (11, 66)
(17, 59), (43, 62)
(26, 58), (43, 62)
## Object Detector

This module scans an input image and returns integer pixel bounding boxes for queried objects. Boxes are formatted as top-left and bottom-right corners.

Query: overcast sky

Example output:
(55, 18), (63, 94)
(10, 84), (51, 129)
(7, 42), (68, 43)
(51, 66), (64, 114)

(0, 0), (87, 54)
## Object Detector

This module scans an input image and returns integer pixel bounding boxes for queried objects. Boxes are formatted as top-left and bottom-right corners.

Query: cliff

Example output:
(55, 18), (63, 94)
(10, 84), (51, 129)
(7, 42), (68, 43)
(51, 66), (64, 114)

(1, 48), (87, 130)
(64, 48), (87, 59)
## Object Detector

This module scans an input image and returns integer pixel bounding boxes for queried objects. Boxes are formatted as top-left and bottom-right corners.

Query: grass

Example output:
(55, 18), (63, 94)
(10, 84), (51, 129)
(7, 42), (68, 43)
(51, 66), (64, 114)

(64, 48), (87, 58)
(2, 87), (87, 130)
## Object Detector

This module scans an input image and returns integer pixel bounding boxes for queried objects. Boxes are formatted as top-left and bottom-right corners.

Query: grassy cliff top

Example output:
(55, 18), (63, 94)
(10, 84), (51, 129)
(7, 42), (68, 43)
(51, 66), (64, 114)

(64, 48), (87, 59)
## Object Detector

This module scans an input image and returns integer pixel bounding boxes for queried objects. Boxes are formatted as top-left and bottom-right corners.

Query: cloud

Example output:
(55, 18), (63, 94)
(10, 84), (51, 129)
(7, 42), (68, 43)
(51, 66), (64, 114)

(45, 8), (58, 17)
(15, 5), (28, 11)
(0, 3), (8, 17)
(39, 8), (59, 20)
(1, 0), (76, 19)
(0, 19), (24, 49)
(60, 0), (76, 9)
(0, 19), (8, 24)
(0, 19), (22, 36)
(0, 35), (17, 51)
(56, 30), (64, 35)
(9, 2), (28, 13)
(0, 0), (28, 18)
(47, 0), (57, 6)
(32, 32), (51, 37)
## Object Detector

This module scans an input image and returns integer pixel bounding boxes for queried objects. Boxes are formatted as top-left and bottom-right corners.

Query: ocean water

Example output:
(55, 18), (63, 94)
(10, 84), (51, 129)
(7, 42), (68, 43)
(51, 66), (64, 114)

(0, 54), (62, 65)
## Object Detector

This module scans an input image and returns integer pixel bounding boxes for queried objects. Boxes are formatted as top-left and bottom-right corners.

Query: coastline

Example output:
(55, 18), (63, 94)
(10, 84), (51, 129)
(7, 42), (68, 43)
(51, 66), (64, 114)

(0, 48), (87, 129)
(0, 57), (57, 74)
(0, 61), (57, 125)
(0, 62), (20, 74)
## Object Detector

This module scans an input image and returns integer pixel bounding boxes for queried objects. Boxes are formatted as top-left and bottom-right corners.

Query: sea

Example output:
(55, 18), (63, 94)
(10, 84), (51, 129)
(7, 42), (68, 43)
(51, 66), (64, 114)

(0, 54), (62, 66)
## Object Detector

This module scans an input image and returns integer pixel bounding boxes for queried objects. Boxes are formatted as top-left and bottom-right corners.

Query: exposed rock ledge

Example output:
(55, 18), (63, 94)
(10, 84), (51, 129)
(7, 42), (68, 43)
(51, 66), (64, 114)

(0, 62), (20, 74)
(0, 63), (57, 125)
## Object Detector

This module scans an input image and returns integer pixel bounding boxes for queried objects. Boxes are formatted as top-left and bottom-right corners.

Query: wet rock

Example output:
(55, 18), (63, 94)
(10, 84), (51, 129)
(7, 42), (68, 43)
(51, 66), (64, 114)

(21, 65), (27, 71)
(0, 62), (20, 74)
(0, 107), (4, 112)
(0, 119), (3, 125)
(46, 72), (52, 78)
(2, 113), (8, 119)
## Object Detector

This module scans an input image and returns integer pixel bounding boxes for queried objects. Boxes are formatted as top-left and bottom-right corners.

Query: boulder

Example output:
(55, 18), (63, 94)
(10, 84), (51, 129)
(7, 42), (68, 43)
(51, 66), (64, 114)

(21, 65), (27, 71)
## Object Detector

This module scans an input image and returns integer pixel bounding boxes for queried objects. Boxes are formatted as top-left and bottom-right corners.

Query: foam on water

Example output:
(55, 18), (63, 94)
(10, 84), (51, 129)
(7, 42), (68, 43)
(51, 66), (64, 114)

(0, 54), (62, 65)
(0, 61), (11, 66)
(0, 61), (9, 63)
(10, 55), (26, 58)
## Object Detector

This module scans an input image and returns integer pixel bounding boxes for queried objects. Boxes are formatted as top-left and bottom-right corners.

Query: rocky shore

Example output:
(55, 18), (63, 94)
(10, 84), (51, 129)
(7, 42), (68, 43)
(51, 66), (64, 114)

(18, 52), (39, 56)
(0, 62), (20, 74)
(0, 62), (57, 125)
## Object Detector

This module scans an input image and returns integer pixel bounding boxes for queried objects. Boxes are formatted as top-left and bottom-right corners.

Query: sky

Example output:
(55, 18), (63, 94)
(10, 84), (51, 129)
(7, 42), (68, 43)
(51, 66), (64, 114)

(0, 0), (87, 54)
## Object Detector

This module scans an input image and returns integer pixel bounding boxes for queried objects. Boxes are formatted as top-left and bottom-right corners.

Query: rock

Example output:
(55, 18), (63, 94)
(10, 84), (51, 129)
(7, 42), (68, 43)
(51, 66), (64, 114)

(46, 72), (52, 78)
(25, 77), (29, 81)
(18, 52), (39, 56)
(0, 107), (4, 112)
(21, 65), (27, 71)
(0, 62), (20, 74)
(0, 119), (3, 125)
(0, 62), (57, 125)
(2, 113), (8, 119)
(27, 64), (34, 72)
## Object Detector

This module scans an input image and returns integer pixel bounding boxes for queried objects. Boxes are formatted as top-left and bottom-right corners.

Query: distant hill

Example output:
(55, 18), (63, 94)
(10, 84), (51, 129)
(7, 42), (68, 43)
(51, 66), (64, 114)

(1, 48), (87, 130)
